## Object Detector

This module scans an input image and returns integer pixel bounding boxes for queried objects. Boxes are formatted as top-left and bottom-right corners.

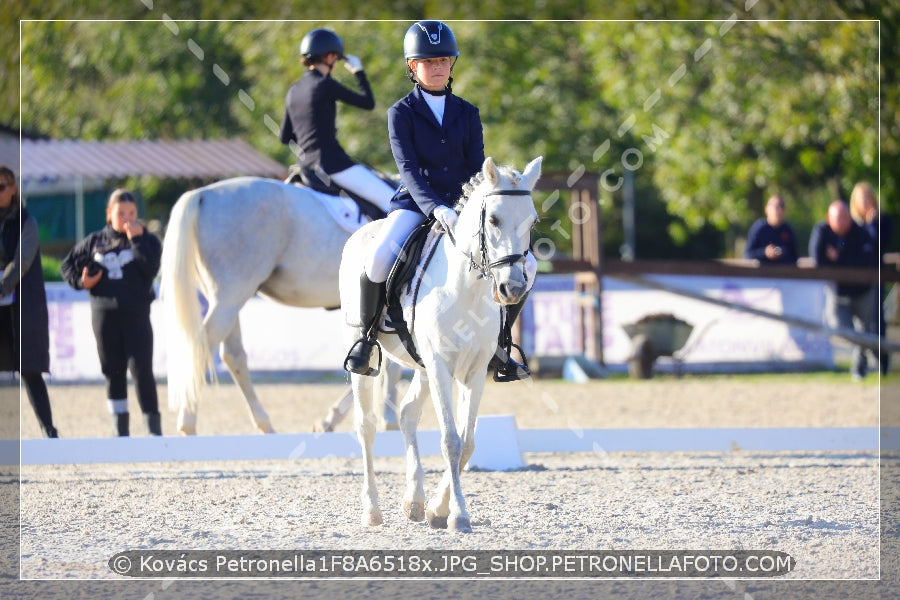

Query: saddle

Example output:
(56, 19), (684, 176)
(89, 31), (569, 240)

(285, 164), (388, 222)
(381, 218), (442, 367)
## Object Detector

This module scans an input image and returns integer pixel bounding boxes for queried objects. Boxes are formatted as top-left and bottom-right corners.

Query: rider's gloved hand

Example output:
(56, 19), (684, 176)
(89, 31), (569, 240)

(343, 55), (364, 73)
(433, 206), (458, 233)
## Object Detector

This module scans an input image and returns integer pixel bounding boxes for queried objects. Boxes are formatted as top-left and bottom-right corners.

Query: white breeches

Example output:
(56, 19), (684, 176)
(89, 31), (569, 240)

(365, 209), (425, 283)
(330, 165), (396, 214)
(364, 208), (539, 294)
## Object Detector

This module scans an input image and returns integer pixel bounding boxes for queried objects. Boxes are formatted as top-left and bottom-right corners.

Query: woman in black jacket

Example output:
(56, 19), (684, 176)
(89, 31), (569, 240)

(61, 189), (162, 436)
(0, 165), (57, 438)
(279, 28), (396, 212)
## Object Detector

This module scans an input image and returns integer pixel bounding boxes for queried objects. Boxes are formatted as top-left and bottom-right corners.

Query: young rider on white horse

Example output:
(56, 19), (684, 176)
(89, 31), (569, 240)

(343, 20), (536, 382)
(279, 28), (395, 213)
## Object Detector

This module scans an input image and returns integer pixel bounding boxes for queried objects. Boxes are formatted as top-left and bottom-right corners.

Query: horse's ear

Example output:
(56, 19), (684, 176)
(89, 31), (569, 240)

(483, 157), (499, 187)
(521, 156), (543, 190)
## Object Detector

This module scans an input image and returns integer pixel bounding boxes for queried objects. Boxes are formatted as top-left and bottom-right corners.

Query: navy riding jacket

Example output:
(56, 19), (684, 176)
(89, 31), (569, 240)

(279, 69), (375, 174)
(387, 86), (485, 217)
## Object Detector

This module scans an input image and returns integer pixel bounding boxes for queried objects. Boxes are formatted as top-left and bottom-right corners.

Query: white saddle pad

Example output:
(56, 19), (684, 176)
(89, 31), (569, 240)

(306, 187), (369, 234)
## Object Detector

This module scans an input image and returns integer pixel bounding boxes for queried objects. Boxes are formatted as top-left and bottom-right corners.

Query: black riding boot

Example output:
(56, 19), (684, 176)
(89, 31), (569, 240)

(145, 412), (162, 436)
(343, 272), (386, 376)
(113, 413), (130, 437)
(489, 291), (531, 382)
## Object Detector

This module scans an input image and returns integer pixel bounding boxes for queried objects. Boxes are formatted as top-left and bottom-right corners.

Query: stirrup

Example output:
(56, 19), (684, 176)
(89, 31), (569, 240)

(492, 343), (530, 383)
(343, 337), (382, 376)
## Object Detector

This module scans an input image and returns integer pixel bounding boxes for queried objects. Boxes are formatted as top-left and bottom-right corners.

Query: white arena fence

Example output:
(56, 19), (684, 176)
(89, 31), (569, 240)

(8, 415), (889, 468)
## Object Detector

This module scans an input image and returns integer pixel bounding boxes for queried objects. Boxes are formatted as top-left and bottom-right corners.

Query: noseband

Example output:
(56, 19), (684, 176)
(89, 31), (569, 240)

(447, 188), (533, 282)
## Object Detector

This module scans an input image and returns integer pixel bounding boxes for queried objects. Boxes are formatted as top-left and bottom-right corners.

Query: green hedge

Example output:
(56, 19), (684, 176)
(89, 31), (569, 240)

(41, 255), (63, 283)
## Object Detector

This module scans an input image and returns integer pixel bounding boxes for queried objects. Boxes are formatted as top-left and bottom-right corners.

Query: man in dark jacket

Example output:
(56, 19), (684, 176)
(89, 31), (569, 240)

(744, 194), (798, 264)
(0, 165), (57, 437)
(808, 200), (878, 380)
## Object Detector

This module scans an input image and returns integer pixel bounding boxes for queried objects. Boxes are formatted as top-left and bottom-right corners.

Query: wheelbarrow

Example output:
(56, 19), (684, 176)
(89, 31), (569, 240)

(622, 313), (694, 379)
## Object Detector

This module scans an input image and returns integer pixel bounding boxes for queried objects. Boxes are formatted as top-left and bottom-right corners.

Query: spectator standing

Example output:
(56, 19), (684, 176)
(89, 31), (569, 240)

(61, 189), (162, 436)
(0, 165), (58, 438)
(744, 194), (798, 264)
(809, 200), (878, 380)
(850, 181), (893, 374)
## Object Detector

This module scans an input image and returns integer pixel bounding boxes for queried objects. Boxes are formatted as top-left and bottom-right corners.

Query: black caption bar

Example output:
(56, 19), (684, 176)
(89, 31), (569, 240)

(109, 550), (794, 578)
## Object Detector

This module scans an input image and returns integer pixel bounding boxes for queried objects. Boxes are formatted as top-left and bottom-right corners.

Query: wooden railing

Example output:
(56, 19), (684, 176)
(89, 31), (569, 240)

(543, 254), (900, 284)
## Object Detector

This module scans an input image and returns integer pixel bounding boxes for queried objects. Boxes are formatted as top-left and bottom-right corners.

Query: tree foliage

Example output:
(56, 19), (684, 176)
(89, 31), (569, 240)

(7, 2), (897, 257)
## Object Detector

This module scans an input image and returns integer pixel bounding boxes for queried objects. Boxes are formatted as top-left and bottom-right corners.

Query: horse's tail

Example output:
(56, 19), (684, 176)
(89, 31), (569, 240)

(160, 188), (214, 417)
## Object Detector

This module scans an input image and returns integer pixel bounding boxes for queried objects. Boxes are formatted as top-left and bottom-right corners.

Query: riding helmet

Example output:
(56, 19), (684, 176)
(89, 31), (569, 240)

(403, 21), (459, 59)
(300, 28), (345, 58)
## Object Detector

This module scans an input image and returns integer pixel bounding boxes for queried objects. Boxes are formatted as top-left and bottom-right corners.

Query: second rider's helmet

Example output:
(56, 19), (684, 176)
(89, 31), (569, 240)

(300, 28), (345, 60)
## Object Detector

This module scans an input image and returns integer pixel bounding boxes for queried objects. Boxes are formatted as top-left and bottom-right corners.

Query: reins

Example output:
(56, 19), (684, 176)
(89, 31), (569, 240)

(445, 188), (532, 282)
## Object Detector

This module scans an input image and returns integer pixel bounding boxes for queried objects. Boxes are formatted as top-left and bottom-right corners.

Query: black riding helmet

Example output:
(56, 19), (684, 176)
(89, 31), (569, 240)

(404, 21), (458, 86)
(404, 21), (459, 59)
(300, 28), (344, 60)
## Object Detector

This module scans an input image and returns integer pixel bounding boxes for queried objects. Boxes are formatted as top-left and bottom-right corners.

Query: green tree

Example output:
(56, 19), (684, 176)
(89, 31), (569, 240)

(8, 5), (897, 259)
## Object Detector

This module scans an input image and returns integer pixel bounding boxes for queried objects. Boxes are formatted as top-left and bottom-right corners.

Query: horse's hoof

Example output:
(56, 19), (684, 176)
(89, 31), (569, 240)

(403, 501), (425, 522)
(426, 509), (448, 529)
(449, 516), (472, 533)
(178, 425), (196, 436)
(363, 510), (383, 527)
(257, 422), (275, 434)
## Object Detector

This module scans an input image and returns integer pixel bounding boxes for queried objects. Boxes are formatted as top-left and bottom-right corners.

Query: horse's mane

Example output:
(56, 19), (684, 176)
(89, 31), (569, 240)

(457, 163), (522, 209)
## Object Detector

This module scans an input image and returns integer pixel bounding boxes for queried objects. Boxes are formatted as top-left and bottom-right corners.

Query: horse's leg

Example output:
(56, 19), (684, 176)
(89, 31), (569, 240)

(399, 370), (427, 522)
(317, 362), (400, 433)
(353, 372), (383, 526)
(426, 373), (486, 532)
(219, 322), (274, 434)
(424, 363), (471, 532)
(176, 402), (197, 436)
(381, 360), (401, 430)
(455, 373), (485, 471)
(315, 387), (353, 432)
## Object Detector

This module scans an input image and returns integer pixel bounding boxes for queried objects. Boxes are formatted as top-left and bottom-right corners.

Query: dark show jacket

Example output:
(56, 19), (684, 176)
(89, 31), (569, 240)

(744, 218), (799, 264)
(808, 220), (877, 297)
(279, 68), (375, 174)
(387, 86), (485, 217)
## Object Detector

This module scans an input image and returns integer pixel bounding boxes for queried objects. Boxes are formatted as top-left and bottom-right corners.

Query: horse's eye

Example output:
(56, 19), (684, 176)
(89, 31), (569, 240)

(489, 215), (499, 226)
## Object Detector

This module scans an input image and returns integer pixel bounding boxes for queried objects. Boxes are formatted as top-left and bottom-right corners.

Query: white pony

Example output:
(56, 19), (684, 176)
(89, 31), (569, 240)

(160, 177), (400, 435)
(339, 156), (541, 532)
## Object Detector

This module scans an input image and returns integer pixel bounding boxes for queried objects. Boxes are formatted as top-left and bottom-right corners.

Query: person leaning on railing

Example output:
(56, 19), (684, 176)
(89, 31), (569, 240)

(809, 199), (879, 381)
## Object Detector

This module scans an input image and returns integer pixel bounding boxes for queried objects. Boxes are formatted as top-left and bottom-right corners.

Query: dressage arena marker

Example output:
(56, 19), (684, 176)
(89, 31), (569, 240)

(10, 417), (890, 468)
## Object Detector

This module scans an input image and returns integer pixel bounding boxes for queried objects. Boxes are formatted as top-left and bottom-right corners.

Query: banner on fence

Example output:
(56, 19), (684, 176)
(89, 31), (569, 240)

(44, 274), (833, 381)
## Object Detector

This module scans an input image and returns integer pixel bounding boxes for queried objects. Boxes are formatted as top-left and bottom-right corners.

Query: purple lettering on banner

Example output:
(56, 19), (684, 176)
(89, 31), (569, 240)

(532, 292), (578, 356)
(47, 302), (76, 360)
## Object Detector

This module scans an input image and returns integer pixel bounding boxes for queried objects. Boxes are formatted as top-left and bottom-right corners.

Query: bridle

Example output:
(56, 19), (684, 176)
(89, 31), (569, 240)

(445, 188), (533, 282)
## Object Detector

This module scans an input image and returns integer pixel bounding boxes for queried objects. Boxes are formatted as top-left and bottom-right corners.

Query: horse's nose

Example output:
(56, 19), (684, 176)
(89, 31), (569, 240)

(497, 281), (526, 304)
